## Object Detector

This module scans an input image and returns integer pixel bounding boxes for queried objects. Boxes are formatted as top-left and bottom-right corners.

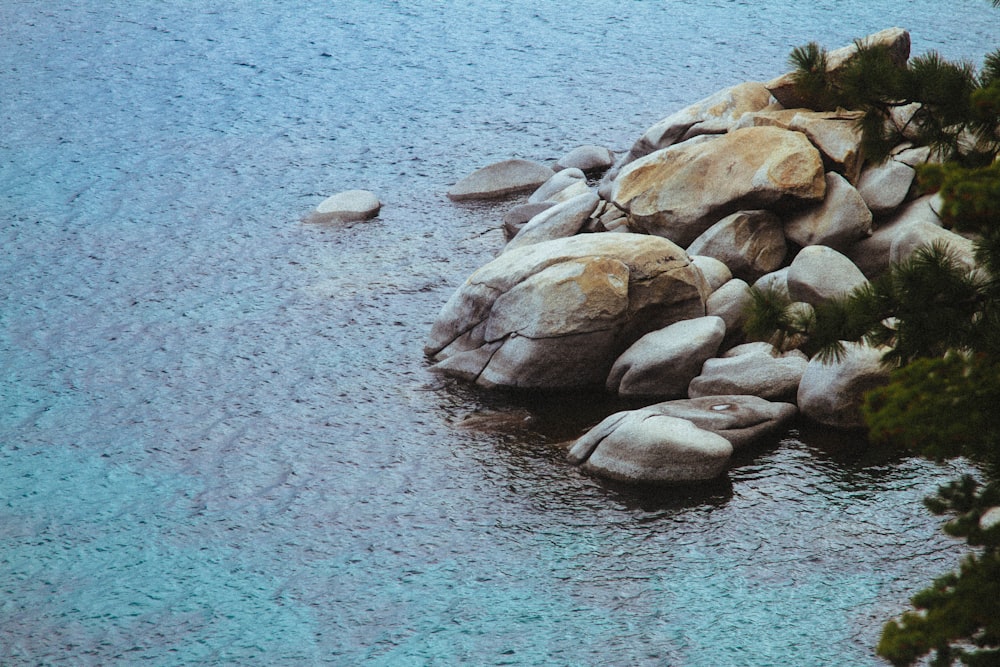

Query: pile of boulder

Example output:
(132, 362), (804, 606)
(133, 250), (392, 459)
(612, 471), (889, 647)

(426, 28), (977, 485)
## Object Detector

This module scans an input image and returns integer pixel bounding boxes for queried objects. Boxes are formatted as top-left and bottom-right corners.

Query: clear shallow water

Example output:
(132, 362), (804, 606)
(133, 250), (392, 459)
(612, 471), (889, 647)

(1, 1), (996, 665)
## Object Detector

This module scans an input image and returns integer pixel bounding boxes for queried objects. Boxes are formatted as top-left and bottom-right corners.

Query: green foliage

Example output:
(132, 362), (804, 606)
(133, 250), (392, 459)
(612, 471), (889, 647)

(789, 39), (995, 163)
(862, 354), (1000, 462)
(877, 476), (1000, 666)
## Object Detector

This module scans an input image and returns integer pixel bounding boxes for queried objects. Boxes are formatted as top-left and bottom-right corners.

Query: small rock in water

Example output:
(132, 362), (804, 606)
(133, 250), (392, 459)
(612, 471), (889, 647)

(447, 159), (554, 201)
(308, 189), (381, 223)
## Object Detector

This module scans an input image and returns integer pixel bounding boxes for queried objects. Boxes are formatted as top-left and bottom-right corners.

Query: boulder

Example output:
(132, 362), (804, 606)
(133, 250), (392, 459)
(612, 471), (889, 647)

(797, 341), (890, 429)
(688, 345), (809, 403)
(308, 190), (381, 223)
(606, 316), (726, 398)
(503, 202), (555, 241)
(623, 82), (776, 164)
(856, 157), (917, 217)
(753, 266), (792, 300)
(889, 221), (977, 272)
(505, 192), (600, 252)
(787, 111), (866, 184)
(426, 234), (710, 390)
(567, 412), (733, 483)
(787, 245), (868, 305)
(686, 210), (787, 282)
(766, 28), (911, 108)
(707, 278), (753, 339)
(691, 255), (732, 292)
(555, 145), (615, 174)
(612, 126), (826, 246)
(447, 159), (555, 201)
(567, 394), (798, 481)
(980, 507), (1000, 532)
(528, 168), (589, 204)
(784, 172), (873, 251)
(846, 195), (943, 278)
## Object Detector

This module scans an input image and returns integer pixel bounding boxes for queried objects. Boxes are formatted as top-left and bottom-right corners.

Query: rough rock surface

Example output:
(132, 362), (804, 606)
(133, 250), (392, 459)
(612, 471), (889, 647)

(426, 234), (710, 389)
(447, 159), (555, 201)
(308, 190), (381, 223)
(606, 316), (726, 398)
(612, 126), (826, 246)
(797, 341), (890, 429)
(686, 210), (786, 282)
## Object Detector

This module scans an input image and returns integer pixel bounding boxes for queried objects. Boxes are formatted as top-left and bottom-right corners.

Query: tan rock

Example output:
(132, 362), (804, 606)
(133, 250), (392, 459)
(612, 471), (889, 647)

(611, 126), (826, 246)
(788, 111), (866, 184)
(686, 210), (787, 282)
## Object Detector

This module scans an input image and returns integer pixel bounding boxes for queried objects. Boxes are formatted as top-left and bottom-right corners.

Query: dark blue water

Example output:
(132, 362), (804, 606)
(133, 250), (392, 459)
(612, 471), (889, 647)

(2, 2), (997, 665)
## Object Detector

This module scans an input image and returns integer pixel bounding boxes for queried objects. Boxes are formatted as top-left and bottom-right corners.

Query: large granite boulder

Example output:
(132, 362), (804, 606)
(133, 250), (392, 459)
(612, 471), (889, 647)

(622, 82), (776, 164)
(307, 190), (381, 223)
(797, 342), (891, 429)
(567, 412), (733, 483)
(606, 316), (726, 398)
(889, 221), (977, 272)
(766, 28), (911, 108)
(644, 394), (798, 450)
(447, 159), (555, 201)
(611, 126), (826, 246)
(503, 202), (555, 241)
(787, 245), (868, 305)
(504, 192), (600, 252)
(856, 156), (917, 217)
(426, 234), (710, 389)
(688, 344), (809, 403)
(686, 210), (787, 282)
(691, 255), (732, 292)
(784, 172), (873, 251)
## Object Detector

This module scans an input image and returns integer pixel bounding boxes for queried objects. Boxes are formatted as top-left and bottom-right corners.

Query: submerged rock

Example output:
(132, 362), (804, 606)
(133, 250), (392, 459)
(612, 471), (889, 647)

(307, 190), (381, 223)
(447, 159), (555, 201)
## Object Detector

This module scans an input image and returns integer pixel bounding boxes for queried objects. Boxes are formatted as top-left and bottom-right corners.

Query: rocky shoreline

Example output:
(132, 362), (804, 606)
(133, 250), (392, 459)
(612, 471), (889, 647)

(426, 28), (976, 485)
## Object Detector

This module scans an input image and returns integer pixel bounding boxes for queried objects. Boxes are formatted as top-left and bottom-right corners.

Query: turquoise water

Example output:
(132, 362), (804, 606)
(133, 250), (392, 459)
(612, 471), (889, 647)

(1, 1), (997, 665)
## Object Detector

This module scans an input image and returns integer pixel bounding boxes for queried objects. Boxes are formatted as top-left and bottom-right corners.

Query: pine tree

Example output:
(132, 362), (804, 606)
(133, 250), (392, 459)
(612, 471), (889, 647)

(747, 33), (1000, 666)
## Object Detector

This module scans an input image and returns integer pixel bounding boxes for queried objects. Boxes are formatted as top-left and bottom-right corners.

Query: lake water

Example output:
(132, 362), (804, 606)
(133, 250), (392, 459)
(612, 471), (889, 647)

(1, 1), (997, 665)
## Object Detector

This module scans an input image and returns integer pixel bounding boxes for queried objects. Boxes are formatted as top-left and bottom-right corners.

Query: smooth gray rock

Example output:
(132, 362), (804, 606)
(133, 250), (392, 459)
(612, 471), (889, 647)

(686, 210), (787, 282)
(691, 255), (732, 293)
(784, 172), (873, 252)
(308, 190), (381, 223)
(568, 412), (733, 483)
(555, 145), (615, 174)
(787, 246), (868, 306)
(753, 267), (791, 301)
(847, 195), (943, 278)
(503, 202), (556, 241)
(504, 192), (600, 253)
(606, 316), (726, 398)
(856, 157), (916, 216)
(797, 341), (890, 429)
(688, 346), (808, 403)
(707, 278), (752, 338)
(567, 395), (797, 483)
(447, 159), (555, 201)
(889, 221), (976, 272)
(528, 168), (589, 204)
(426, 234), (710, 390)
